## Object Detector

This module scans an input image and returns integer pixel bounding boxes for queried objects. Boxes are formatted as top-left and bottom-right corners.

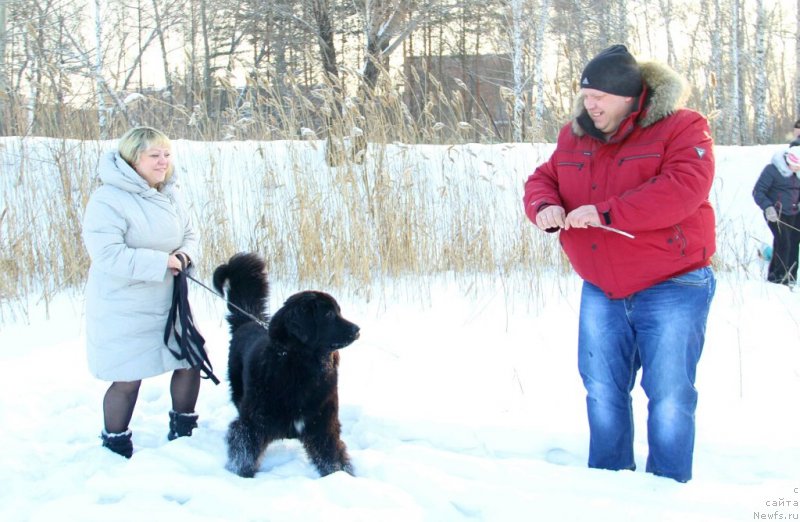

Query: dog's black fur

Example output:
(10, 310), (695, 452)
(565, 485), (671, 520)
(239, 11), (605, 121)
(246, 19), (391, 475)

(212, 252), (360, 478)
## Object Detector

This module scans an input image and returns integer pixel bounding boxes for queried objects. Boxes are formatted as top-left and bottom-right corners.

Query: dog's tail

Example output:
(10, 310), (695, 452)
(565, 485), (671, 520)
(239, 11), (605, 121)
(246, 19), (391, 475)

(212, 252), (270, 332)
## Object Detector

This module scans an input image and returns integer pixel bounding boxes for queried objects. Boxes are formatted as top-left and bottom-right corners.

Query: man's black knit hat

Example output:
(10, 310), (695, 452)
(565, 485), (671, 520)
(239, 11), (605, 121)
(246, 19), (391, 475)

(580, 44), (643, 97)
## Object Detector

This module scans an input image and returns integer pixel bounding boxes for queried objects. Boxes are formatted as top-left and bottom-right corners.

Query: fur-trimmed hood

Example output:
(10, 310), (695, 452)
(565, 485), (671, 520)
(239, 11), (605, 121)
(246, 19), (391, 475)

(771, 149), (797, 178)
(571, 59), (691, 136)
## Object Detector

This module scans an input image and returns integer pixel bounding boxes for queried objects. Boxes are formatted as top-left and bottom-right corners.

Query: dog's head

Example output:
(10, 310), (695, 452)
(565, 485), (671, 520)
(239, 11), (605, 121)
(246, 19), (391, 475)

(269, 291), (360, 351)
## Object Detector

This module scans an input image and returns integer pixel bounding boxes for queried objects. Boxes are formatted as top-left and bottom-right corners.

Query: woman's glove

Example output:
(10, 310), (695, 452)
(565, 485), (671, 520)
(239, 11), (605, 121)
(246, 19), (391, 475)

(765, 206), (778, 222)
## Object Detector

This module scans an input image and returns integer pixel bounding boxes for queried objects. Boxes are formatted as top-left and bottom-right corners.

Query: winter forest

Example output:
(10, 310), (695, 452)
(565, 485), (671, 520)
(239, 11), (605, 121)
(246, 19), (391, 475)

(0, 0), (799, 147)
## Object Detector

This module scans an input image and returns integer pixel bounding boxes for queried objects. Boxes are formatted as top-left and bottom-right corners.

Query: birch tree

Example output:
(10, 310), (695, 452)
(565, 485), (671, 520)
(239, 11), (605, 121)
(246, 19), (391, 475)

(501, 0), (550, 142)
(306, 0), (347, 164)
(57, 0), (129, 135)
(753, 0), (769, 144)
(0, 0), (8, 134)
(730, 0), (742, 144)
(151, 0), (176, 115)
(505, 0), (529, 143)
(94, 0), (108, 137)
(359, 0), (417, 92)
(551, 0), (593, 84)
(18, 0), (79, 134)
(350, 0), (428, 161)
(796, 0), (800, 117)
(200, 0), (212, 118)
(532, 0), (551, 142)
(22, 0), (45, 133)
(658, 0), (677, 67)
(611, 0), (627, 45)
(710, 0), (724, 135)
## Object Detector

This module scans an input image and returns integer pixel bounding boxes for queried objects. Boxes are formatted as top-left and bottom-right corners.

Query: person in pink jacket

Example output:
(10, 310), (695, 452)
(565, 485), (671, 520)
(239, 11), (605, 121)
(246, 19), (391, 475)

(523, 45), (716, 482)
(752, 146), (800, 285)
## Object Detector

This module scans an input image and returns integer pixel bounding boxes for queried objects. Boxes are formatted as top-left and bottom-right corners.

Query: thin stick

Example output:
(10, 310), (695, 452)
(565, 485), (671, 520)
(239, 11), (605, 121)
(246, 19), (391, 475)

(589, 223), (635, 239)
(776, 218), (800, 233)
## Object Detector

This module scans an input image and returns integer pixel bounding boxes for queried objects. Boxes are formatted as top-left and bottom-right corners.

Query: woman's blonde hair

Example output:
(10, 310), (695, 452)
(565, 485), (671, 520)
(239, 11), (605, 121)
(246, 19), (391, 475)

(118, 126), (174, 184)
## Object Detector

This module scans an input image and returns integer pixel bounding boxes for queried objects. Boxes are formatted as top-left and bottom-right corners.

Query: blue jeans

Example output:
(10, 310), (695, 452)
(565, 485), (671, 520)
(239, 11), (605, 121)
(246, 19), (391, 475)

(577, 267), (716, 482)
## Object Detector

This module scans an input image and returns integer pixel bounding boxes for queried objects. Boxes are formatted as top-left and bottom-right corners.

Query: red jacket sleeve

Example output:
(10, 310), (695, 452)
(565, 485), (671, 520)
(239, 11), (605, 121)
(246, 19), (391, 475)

(523, 125), (570, 225)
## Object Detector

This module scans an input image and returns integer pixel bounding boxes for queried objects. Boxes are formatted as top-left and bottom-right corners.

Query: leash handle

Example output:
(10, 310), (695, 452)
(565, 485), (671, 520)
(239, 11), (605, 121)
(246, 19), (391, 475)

(175, 252), (190, 272)
(164, 260), (220, 385)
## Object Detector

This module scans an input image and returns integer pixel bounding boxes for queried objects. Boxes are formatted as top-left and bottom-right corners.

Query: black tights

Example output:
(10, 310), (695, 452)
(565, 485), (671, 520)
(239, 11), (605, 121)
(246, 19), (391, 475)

(103, 380), (141, 434)
(103, 368), (201, 433)
(170, 367), (201, 412)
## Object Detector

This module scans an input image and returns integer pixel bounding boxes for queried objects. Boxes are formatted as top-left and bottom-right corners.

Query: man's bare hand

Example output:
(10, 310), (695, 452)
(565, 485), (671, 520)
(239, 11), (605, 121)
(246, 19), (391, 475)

(536, 205), (566, 230)
(565, 205), (601, 230)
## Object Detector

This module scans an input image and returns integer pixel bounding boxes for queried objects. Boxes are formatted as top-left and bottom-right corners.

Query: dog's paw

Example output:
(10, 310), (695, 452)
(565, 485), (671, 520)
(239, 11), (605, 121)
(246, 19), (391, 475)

(226, 459), (257, 478)
(316, 458), (354, 477)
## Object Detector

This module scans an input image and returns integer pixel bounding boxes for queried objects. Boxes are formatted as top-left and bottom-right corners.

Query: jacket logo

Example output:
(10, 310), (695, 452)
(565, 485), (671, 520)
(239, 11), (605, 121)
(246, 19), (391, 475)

(694, 147), (706, 158)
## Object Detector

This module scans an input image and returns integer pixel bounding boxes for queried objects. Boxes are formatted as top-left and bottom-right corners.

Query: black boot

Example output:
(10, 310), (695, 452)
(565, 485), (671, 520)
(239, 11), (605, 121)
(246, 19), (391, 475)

(101, 429), (133, 458)
(168, 410), (198, 440)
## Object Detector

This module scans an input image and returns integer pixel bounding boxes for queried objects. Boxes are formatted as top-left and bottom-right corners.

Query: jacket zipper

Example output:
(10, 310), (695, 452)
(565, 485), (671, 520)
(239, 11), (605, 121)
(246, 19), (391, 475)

(618, 153), (661, 166)
(673, 224), (687, 255)
(557, 161), (585, 170)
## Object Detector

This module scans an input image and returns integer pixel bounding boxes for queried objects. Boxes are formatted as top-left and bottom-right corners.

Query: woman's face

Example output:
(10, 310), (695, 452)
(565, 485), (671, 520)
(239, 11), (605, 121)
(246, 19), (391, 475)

(133, 146), (171, 187)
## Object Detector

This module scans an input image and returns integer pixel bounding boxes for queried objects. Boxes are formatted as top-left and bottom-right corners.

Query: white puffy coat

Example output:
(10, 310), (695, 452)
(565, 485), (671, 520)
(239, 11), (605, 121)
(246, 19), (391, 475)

(82, 151), (199, 381)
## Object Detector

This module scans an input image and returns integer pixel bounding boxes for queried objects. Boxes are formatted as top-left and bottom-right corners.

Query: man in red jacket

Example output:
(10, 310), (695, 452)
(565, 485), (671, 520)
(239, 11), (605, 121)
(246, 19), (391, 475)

(523, 45), (716, 482)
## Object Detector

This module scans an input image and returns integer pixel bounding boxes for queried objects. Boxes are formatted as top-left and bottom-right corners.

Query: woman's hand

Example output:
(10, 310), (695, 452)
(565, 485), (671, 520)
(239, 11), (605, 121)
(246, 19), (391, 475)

(168, 252), (190, 275)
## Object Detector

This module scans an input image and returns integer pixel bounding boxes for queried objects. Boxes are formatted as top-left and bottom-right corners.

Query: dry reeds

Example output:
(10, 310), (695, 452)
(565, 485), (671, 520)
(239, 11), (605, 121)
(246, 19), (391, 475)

(0, 130), (562, 321)
(0, 70), (757, 322)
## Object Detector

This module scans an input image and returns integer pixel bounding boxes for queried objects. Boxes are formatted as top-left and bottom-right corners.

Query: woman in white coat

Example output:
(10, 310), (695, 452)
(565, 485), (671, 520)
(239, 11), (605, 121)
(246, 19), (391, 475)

(83, 127), (202, 458)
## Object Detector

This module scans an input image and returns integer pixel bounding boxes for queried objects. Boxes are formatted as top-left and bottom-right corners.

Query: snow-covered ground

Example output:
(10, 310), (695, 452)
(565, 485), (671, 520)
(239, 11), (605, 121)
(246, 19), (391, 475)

(1, 143), (798, 521)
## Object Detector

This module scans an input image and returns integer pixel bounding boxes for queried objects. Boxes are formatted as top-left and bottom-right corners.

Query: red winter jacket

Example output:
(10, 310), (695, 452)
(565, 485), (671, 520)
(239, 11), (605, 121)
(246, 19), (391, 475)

(523, 61), (716, 298)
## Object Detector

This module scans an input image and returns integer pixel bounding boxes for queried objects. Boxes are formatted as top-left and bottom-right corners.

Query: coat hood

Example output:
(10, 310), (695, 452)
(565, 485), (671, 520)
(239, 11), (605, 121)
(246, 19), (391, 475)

(97, 150), (177, 194)
(771, 149), (797, 178)
(571, 59), (691, 136)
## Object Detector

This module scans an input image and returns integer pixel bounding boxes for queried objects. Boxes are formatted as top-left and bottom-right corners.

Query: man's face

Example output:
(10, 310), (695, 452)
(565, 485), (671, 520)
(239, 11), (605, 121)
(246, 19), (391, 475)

(793, 127), (800, 138)
(581, 88), (636, 136)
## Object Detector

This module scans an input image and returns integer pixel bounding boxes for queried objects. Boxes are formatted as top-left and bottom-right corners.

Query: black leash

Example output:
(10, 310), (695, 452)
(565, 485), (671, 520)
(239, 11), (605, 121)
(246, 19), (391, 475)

(183, 272), (270, 331)
(164, 257), (220, 385)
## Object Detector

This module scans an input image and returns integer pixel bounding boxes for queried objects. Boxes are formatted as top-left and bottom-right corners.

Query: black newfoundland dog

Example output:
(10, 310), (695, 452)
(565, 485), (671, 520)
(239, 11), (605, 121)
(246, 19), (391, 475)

(212, 252), (360, 478)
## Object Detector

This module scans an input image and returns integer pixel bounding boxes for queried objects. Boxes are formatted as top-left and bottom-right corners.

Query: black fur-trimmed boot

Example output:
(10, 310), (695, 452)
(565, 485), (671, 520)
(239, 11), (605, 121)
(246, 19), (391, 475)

(168, 410), (199, 440)
(101, 429), (133, 458)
